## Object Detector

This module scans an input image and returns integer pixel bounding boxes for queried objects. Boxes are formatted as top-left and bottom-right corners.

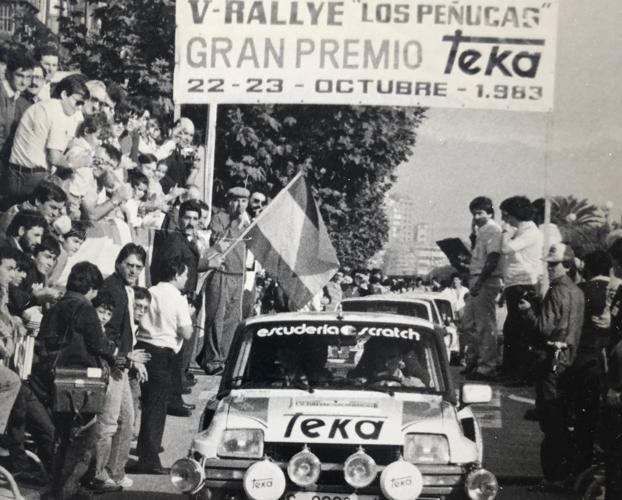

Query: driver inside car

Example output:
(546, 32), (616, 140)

(350, 341), (425, 387)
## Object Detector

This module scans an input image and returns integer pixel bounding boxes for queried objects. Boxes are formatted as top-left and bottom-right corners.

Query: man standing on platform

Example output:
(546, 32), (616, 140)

(462, 196), (503, 380)
(198, 187), (250, 375)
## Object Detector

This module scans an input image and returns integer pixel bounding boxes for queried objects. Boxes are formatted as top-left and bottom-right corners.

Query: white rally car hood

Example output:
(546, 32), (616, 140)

(223, 389), (445, 446)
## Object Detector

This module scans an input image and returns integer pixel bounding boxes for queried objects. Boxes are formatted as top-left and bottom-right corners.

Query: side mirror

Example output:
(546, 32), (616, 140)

(461, 383), (492, 405)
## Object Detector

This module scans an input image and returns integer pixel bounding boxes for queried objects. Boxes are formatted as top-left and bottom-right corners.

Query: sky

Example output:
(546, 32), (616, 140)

(393, 0), (622, 240)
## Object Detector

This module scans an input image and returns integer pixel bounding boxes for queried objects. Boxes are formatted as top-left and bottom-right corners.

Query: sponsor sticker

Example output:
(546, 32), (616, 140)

(243, 460), (286, 500)
(256, 324), (420, 340)
(379, 461), (423, 500)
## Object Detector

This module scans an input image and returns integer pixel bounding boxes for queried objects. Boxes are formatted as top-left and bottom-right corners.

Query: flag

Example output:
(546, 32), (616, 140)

(244, 173), (340, 310)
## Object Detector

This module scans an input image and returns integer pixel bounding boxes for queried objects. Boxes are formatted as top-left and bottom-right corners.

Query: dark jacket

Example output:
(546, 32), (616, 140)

(607, 285), (622, 391)
(523, 274), (585, 366)
(0, 82), (16, 152)
(163, 148), (192, 187)
(574, 277), (610, 370)
(151, 231), (207, 297)
(33, 291), (116, 382)
(98, 273), (133, 355)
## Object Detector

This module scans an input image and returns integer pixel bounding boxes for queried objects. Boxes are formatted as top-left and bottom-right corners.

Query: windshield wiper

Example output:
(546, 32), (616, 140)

(363, 384), (396, 397)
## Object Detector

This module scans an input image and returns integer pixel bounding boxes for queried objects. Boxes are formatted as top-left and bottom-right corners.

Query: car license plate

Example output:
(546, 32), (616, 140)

(284, 493), (379, 500)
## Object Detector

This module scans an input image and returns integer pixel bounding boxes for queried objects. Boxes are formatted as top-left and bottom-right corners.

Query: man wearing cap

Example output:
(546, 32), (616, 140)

(518, 242), (584, 490)
(198, 187), (250, 375)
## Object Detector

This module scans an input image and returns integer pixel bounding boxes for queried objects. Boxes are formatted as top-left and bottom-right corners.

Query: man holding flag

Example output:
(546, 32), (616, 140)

(198, 173), (340, 374)
(198, 187), (251, 375)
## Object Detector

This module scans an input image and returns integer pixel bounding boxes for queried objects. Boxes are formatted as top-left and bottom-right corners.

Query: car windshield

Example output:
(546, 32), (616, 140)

(228, 321), (446, 394)
(341, 299), (430, 321)
(433, 299), (454, 322)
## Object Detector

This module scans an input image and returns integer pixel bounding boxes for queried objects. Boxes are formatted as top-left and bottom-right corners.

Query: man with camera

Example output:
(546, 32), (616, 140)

(498, 196), (543, 386)
(518, 242), (584, 491)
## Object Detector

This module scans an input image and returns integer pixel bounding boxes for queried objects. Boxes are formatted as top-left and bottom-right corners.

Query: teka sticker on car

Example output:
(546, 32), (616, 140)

(266, 397), (403, 444)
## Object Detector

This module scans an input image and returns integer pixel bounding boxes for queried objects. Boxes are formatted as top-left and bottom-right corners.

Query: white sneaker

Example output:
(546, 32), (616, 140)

(116, 476), (134, 488)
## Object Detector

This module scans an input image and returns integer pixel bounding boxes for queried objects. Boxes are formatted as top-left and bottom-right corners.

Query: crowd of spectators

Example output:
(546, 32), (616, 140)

(0, 42), (249, 500)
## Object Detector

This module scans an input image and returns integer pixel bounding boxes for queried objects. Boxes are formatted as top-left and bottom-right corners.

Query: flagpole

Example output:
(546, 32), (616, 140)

(217, 170), (305, 258)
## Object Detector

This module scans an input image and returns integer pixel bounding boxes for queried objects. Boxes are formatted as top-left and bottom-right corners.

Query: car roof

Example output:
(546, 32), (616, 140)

(341, 294), (431, 305)
(402, 291), (450, 301)
(243, 310), (437, 331)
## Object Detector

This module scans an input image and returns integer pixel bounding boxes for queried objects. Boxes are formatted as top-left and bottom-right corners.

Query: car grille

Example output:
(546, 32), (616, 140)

(264, 442), (401, 465)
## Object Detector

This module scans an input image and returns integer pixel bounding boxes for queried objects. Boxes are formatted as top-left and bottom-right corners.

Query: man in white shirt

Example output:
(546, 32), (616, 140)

(499, 196), (544, 385)
(462, 196), (503, 379)
(8, 75), (87, 204)
(131, 257), (192, 475)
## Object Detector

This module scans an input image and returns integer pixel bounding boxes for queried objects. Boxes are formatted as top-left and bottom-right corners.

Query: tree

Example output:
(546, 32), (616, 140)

(57, 2), (427, 267)
(57, 0), (175, 115)
(216, 105), (426, 268)
(551, 195), (610, 256)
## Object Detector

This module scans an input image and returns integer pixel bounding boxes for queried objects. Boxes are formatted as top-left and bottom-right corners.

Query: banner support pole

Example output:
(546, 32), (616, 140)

(541, 111), (554, 294)
(204, 104), (218, 219)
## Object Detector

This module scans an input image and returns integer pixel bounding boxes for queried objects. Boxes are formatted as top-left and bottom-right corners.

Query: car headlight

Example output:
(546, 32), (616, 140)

(217, 429), (264, 458)
(465, 468), (499, 500)
(170, 458), (204, 493)
(403, 434), (450, 464)
(344, 450), (377, 488)
(288, 447), (321, 487)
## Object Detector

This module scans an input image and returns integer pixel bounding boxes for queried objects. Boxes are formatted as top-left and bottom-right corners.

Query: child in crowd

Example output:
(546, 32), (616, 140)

(123, 170), (150, 227)
(155, 160), (176, 195)
(129, 287), (151, 441)
(48, 220), (88, 288)
(25, 236), (63, 306)
(93, 290), (116, 329)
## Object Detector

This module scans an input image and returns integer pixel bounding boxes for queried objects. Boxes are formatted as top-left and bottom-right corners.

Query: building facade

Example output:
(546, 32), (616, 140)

(382, 194), (448, 277)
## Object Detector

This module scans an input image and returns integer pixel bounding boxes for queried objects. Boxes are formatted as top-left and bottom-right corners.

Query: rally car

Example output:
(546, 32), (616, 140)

(170, 312), (498, 500)
(341, 294), (461, 365)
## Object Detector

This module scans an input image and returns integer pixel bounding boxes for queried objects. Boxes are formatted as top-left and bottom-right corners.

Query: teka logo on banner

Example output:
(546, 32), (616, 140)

(443, 29), (543, 78)
(284, 413), (385, 440)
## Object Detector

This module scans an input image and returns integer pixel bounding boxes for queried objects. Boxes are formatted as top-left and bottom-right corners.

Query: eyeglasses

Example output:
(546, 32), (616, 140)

(89, 96), (105, 106)
(251, 198), (267, 206)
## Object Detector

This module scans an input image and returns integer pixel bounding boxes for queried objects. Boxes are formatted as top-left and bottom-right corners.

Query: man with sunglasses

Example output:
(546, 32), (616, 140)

(8, 75), (88, 205)
(518, 242), (584, 491)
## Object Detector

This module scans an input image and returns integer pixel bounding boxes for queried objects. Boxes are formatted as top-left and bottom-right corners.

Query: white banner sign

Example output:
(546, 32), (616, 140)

(174, 0), (559, 112)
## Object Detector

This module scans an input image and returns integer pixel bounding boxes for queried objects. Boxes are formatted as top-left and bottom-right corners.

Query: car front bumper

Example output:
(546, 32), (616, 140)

(194, 458), (468, 500)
